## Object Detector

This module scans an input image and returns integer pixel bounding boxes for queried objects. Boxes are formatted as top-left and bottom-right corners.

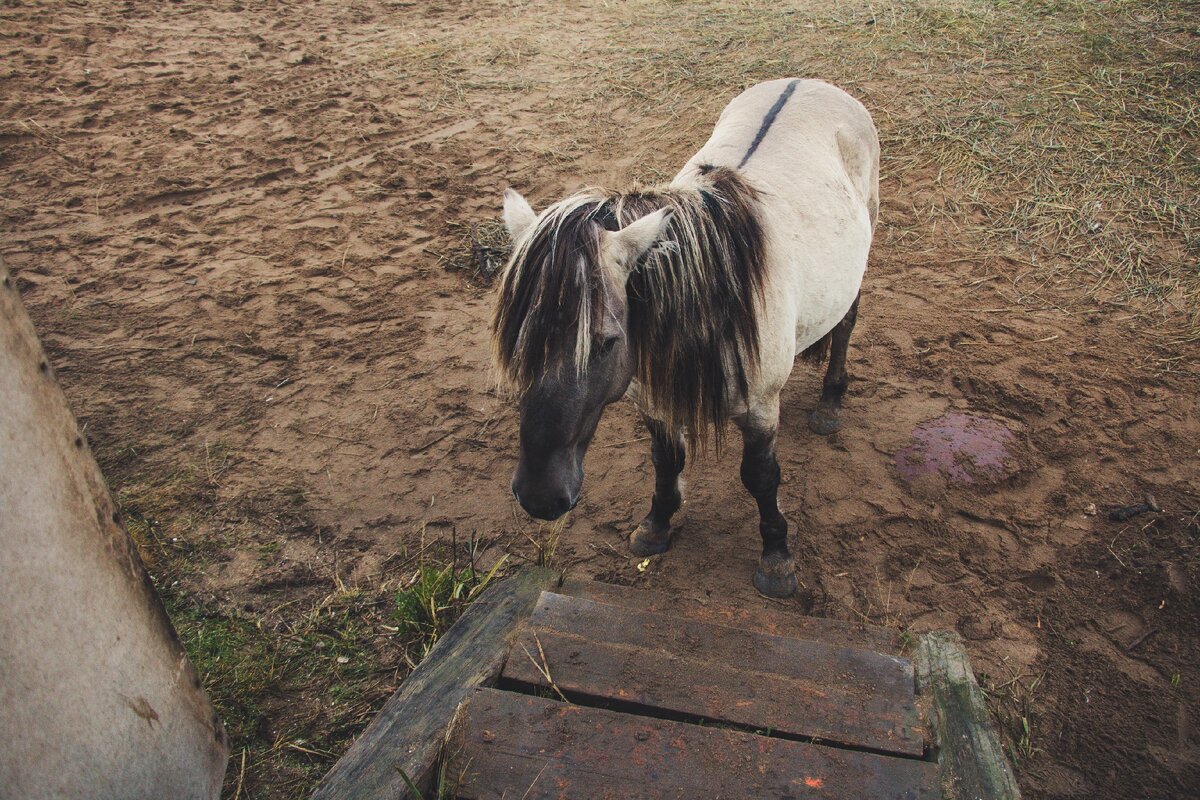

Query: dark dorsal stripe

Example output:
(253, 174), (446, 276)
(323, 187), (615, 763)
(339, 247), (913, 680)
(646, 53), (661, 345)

(737, 79), (801, 170)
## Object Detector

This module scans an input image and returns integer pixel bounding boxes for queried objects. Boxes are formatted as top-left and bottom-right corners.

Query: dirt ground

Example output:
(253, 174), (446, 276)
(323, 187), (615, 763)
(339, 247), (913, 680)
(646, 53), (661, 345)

(3, 1), (1198, 798)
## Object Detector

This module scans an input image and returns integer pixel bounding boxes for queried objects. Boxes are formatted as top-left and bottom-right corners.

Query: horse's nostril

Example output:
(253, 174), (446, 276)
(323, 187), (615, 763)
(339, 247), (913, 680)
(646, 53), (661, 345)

(515, 492), (571, 522)
(511, 469), (577, 521)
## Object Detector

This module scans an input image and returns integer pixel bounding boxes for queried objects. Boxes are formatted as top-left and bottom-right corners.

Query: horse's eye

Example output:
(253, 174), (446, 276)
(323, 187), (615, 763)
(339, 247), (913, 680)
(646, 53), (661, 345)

(597, 334), (619, 356)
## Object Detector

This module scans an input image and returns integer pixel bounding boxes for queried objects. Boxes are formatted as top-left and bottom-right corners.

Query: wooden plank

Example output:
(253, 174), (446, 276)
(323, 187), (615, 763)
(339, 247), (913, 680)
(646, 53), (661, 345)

(311, 567), (558, 800)
(560, 577), (901, 654)
(915, 632), (1022, 799)
(501, 592), (925, 756)
(449, 688), (940, 800)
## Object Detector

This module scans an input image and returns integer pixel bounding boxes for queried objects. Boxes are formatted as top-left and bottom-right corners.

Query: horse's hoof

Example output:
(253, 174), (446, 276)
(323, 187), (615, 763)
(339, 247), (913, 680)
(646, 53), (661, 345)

(808, 405), (842, 436)
(753, 570), (798, 598)
(629, 522), (671, 556)
(754, 554), (798, 598)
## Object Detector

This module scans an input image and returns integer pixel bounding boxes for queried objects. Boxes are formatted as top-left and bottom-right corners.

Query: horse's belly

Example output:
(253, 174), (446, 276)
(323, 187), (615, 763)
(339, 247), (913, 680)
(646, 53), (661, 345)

(790, 247), (867, 355)
(756, 197), (872, 357)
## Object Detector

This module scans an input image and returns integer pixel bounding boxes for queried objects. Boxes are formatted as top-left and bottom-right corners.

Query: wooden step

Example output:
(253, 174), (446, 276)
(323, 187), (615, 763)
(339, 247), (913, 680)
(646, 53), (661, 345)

(449, 688), (940, 799)
(559, 578), (901, 654)
(501, 591), (926, 757)
(311, 571), (1020, 800)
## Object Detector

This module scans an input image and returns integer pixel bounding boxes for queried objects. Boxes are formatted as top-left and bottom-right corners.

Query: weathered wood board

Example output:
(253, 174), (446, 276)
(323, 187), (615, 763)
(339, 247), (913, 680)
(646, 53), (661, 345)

(916, 632), (1023, 800)
(449, 688), (940, 800)
(560, 577), (901, 654)
(311, 567), (558, 800)
(501, 591), (925, 756)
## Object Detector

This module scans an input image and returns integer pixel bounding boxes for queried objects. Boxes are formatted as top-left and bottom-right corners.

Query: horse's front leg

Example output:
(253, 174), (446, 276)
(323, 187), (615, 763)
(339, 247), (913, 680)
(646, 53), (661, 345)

(629, 416), (686, 556)
(738, 407), (797, 598)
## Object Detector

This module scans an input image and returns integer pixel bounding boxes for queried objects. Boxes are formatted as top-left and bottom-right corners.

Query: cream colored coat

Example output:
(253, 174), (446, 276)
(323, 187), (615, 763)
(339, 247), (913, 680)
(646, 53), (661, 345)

(672, 79), (878, 428)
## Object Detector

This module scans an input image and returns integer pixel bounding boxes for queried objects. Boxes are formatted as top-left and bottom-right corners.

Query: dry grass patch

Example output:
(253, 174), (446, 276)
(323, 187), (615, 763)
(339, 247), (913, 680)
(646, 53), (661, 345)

(564, 0), (1199, 333)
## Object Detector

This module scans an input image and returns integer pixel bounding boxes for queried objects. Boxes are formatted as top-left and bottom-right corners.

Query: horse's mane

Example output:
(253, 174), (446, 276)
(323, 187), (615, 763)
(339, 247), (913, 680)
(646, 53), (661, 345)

(491, 166), (766, 444)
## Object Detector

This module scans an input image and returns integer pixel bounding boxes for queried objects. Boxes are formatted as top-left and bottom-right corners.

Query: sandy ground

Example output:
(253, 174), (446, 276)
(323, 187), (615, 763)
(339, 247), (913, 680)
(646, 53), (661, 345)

(3, 1), (1198, 797)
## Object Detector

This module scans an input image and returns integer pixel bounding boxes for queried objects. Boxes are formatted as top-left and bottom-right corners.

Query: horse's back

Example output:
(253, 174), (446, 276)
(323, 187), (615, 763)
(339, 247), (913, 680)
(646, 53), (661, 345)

(678, 79), (878, 202)
(677, 79), (880, 402)
(677, 79), (878, 253)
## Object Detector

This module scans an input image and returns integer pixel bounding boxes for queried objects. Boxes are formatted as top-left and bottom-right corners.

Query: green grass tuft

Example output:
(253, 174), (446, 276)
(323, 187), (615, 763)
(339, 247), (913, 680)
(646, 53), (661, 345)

(394, 556), (509, 656)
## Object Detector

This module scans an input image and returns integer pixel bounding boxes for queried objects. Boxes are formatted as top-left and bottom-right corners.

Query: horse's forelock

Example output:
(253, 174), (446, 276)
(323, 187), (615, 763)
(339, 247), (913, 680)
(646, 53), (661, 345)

(491, 191), (613, 391)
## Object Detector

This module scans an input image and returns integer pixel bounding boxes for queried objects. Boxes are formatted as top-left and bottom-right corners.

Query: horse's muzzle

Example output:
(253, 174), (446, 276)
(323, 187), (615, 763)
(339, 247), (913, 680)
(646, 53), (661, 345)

(511, 477), (578, 521)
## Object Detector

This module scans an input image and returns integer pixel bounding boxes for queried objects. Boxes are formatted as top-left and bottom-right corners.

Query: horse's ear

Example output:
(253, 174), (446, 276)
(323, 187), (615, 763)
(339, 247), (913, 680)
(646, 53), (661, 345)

(604, 208), (673, 280)
(503, 188), (537, 240)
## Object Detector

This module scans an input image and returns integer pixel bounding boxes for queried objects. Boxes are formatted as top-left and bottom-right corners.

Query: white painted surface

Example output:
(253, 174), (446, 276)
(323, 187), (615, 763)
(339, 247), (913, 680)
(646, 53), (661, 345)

(0, 258), (228, 800)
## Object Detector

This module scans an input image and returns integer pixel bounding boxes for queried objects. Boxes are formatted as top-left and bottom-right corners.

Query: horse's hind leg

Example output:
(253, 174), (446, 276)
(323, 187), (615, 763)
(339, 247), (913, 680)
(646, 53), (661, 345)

(737, 403), (797, 598)
(629, 416), (686, 556)
(809, 293), (860, 436)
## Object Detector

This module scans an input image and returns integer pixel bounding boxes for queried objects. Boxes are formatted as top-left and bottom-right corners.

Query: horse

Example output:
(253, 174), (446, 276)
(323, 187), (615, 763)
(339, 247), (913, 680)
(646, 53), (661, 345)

(491, 78), (879, 597)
